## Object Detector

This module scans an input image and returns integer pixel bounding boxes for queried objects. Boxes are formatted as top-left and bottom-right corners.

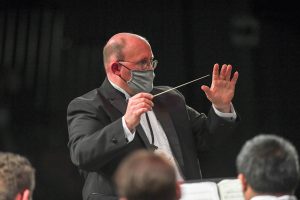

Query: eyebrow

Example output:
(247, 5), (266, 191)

(138, 57), (154, 63)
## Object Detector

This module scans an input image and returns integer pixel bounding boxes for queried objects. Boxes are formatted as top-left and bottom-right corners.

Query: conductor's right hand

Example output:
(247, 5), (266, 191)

(124, 93), (154, 132)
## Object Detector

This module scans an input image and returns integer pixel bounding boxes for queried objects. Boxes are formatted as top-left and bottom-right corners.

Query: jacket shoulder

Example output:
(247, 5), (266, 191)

(67, 88), (100, 110)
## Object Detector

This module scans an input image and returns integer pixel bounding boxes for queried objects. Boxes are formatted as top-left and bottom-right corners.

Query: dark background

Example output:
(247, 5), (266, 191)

(1, 0), (300, 199)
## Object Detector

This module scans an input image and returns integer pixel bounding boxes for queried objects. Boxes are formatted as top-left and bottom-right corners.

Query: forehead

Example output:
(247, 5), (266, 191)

(124, 37), (153, 60)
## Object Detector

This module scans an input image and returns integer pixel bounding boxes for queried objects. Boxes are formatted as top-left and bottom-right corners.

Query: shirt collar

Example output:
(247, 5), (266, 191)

(251, 195), (297, 200)
(108, 79), (131, 100)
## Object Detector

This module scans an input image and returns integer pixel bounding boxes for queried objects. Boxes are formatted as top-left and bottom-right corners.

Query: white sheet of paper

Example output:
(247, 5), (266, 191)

(180, 182), (220, 200)
(217, 179), (244, 200)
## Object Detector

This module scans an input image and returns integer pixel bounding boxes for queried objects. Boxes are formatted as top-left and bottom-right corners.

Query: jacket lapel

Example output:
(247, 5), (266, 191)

(153, 95), (185, 173)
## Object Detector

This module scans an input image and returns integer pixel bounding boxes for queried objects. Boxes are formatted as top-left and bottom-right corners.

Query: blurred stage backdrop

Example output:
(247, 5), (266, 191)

(1, 0), (300, 199)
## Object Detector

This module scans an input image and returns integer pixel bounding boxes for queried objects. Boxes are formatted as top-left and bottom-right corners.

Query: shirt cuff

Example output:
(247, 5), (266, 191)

(212, 103), (237, 121)
(122, 116), (136, 142)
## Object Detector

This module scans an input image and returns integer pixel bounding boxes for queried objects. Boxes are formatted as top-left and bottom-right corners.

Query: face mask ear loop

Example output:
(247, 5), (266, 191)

(117, 74), (128, 83)
(116, 62), (133, 83)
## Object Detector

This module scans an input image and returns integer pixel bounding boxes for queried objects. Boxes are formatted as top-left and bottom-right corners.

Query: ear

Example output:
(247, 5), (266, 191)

(14, 189), (31, 200)
(111, 62), (121, 75)
(14, 193), (22, 200)
(22, 189), (31, 200)
(238, 173), (247, 192)
(175, 181), (182, 200)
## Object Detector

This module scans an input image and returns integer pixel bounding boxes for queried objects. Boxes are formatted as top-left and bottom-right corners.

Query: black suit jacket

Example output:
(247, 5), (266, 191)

(67, 78), (238, 200)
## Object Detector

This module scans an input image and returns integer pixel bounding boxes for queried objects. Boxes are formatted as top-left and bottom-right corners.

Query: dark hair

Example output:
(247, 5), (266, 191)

(0, 152), (35, 200)
(236, 134), (299, 194)
(114, 150), (177, 200)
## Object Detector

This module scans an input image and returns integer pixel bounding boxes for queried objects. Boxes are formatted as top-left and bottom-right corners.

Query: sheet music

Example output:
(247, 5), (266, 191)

(217, 179), (244, 200)
(180, 182), (220, 200)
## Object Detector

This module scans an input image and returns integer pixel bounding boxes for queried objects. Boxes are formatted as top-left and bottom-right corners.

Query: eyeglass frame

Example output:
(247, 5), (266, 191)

(117, 59), (158, 71)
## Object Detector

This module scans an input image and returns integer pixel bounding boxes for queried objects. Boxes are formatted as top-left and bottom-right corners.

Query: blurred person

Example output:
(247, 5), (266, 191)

(236, 134), (299, 200)
(67, 32), (239, 200)
(0, 152), (35, 200)
(114, 150), (181, 200)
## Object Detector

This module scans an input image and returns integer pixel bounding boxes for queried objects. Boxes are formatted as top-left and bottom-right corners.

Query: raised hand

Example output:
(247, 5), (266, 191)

(124, 93), (154, 132)
(201, 64), (239, 113)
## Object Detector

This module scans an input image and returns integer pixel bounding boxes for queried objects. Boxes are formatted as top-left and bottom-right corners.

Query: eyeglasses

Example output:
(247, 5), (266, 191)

(118, 59), (158, 70)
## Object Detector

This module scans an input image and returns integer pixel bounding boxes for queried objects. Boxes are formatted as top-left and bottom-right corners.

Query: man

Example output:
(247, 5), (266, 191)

(67, 32), (239, 200)
(114, 150), (181, 200)
(236, 134), (299, 200)
(0, 152), (35, 200)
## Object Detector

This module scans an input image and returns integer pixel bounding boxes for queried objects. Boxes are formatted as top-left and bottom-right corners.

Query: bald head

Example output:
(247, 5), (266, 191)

(102, 33), (149, 69)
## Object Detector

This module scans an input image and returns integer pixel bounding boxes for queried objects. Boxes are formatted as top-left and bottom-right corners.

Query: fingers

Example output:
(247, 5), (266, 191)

(225, 65), (232, 81)
(212, 64), (219, 81)
(225, 65), (239, 85)
(129, 93), (154, 109)
(128, 101), (153, 114)
(213, 63), (237, 82)
(230, 71), (239, 86)
(219, 64), (227, 80)
(124, 93), (154, 130)
(134, 92), (154, 100)
(129, 100), (153, 112)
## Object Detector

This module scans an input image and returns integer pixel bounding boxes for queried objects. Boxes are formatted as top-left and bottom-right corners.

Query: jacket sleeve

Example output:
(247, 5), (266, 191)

(187, 104), (239, 153)
(67, 98), (128, 171)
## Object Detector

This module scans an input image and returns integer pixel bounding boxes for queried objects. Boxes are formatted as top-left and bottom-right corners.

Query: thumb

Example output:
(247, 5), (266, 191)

(201, 85), (210, 94)
(201, 85), (212, 99)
